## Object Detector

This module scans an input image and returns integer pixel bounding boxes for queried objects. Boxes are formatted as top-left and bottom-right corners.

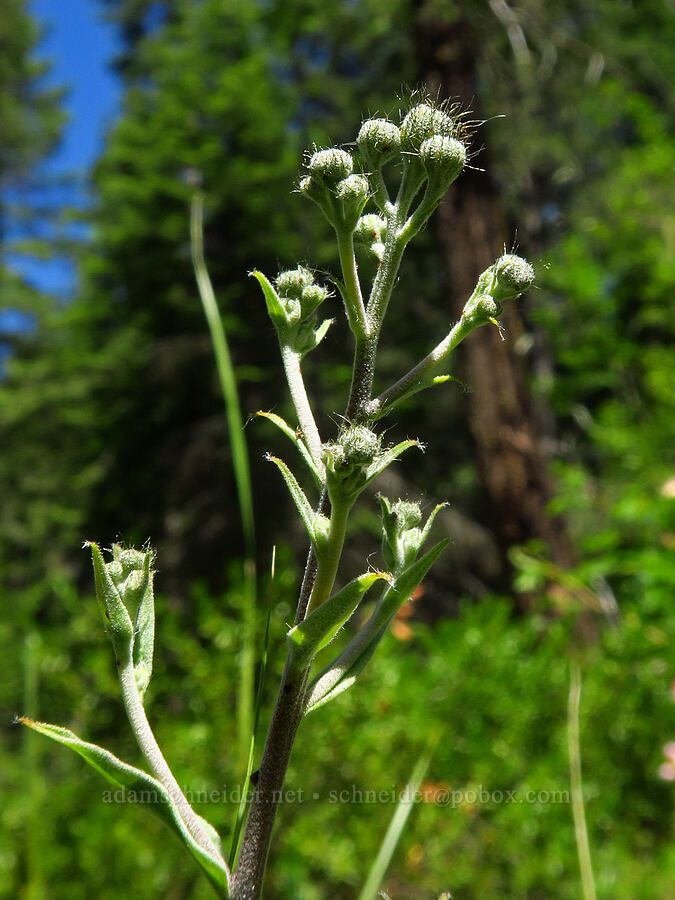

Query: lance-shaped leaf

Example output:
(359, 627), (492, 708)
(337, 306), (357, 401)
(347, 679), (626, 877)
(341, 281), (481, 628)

(362, 439), (422, 489)
(371, 375), (465, 421)
(266, 454), (329, 551)
(88, 542), (134, 660)
(288, 571), (389, 666)
(257, 411), (322, 487)
(305, 540), (448, 713)
(19, 718), (230, 896)
(133, 552), (155, 700)
(292, 316), (334, 359)
(250, 269), (288, 330)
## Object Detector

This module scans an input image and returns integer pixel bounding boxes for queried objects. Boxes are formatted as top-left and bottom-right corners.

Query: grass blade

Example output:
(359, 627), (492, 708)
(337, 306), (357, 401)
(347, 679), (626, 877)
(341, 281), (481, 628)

(358, 732), (440, 900)
(568, 661), (597, 900)
(191, 193), (257, 772)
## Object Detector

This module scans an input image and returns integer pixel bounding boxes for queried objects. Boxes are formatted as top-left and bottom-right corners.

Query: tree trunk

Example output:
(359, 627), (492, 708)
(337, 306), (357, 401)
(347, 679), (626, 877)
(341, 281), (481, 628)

(413, 1), (576, 572)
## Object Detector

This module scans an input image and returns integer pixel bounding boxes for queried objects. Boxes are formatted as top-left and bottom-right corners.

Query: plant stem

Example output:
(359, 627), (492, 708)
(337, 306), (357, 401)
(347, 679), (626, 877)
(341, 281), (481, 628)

(118, 654), (227, 871)
(367, 315), (474, 416)
(280, 344), (324, 471)
(568, 661), (596, 900)
(336, 228), (368, 339)
(306, 499), (350, 616)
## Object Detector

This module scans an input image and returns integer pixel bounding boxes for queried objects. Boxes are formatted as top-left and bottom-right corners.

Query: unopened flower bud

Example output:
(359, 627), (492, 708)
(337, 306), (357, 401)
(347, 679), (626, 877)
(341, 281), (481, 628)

(335, 174), (369, 204)
(276, 266), (314, 300)
(400, 103), (455, 153)
(308, 148), (353, 184)
(491, 254), (535, 301)
(324, 425), (382, 504)
(338, 424), (380, 466)
(334, 174), (369, 230)
(420, 135), (466, 189)
(462, 254), (535, 326)
(357, 118), (401, 169)
(354, 214), (386, 245)
(300, 282), (329, 318)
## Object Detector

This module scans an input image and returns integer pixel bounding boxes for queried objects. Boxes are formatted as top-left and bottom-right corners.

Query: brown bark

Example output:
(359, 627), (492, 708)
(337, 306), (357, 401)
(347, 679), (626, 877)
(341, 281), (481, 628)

(413, 2), (576, 571)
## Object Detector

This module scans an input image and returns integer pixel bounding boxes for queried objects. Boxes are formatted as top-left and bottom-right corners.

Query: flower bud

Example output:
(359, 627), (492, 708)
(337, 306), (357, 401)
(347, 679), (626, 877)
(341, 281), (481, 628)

(357, 118), (401, 170)
(308, 148), (354, 184)
(276, 266), (314, 300)
(354, 214), (387, 259)
(324, 425), (381, 505)
(334, 174), (369, 230)
(420, 135), (466, 189)
(354, 214), (386, 246)
(400, 103), (455, 153)
(490, 254), (535, 302)
(462, 254), (535, 326)
(338, 424), (380, 466)
(300, 282), (329, 318)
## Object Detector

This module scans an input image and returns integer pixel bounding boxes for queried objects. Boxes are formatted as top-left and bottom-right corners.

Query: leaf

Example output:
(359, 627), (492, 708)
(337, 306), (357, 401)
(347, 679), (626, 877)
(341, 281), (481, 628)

(133, 552), (155, 700)
(311, 317), (333, 350)
(19, 718), (230, 896)
(266, 454), (329, 550)
(363, 439), (422, 487)
(372, 375), (465, 420)
(87, 542), (134, 659)
(305, 540), (448, 713)
(250, 270), (288, 329)
(256, 411), (322, 487)
(288, 571), (389, 666)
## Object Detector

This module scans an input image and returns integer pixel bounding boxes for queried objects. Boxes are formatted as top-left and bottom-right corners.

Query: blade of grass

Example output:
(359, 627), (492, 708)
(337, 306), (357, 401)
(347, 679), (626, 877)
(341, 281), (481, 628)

(568, 661), (596, 900)
(228, 546), (274, 870)
(23, 632), (46, 900)
(358, 730), (440, 900)
(191, 192), (257, 772)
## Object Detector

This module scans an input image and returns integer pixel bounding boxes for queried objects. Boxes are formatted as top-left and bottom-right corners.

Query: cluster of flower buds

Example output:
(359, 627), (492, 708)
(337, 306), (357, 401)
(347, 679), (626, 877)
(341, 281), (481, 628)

(253, 266), (332, 357)
(90, 542), (156, 698)
(462, 253), (536, 327)
(300, 100), (468, 243)
(379, 496), (446, 576)
(323, 424), (382, 505)
(299, 148), (369, 231)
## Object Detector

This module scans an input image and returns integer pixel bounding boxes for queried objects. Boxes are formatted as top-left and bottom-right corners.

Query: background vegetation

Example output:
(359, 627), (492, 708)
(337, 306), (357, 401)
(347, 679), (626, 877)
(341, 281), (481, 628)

(1, 0), (673, 897)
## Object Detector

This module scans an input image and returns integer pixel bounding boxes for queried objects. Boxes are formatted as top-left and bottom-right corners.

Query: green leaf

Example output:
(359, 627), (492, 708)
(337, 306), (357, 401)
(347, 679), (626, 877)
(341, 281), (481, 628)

(363, 439), (422, 487)
(19, 718), (230, 896)
(310, 317), (334, 351)
(266, 454), (329, 550)
(256, 411), (322, 487)
(87, 542), (134, 660)
(250, 270), (288, 329)
(133, 552), (155, 700)
(305, 540), (448, 713)
(288, 571), (389, 666)
(372, 375), (465, 420)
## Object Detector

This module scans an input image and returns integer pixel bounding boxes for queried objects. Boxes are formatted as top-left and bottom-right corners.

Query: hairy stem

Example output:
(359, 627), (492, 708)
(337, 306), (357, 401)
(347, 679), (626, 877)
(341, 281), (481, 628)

(367, 315), (474, 416)
(118, 656), (227, 871)
(280, 344), (324, 471)
(336, 228), (368, 339)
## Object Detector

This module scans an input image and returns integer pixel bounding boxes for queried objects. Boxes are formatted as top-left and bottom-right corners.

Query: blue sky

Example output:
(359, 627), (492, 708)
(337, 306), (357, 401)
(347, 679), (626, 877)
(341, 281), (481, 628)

(6, 0), (122, 297)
